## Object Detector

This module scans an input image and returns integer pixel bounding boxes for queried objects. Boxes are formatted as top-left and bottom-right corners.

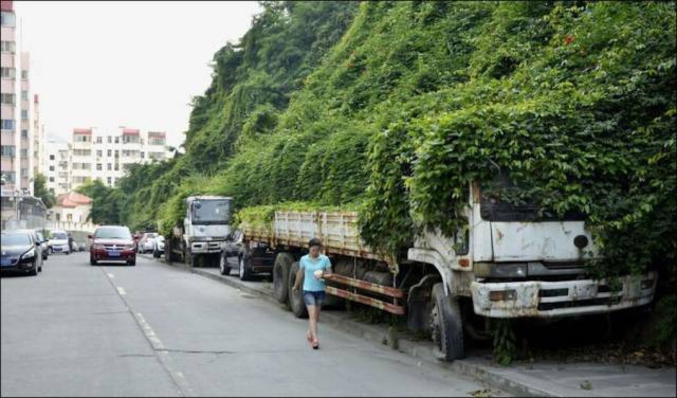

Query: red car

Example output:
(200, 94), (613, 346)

(89, 225), (136, 266)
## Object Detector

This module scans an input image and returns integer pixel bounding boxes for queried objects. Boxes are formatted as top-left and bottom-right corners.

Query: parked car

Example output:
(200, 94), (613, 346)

(35, 231), (49, 260)
(89, 225), (136, 266)
(1, 230), (44, 276)
(48, 230), (71, 255)
(152, 235), (165, 258)
(138, 232), (159, 254)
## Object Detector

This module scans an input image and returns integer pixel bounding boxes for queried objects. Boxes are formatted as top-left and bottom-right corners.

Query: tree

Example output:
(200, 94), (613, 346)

(76, 179), (122, 225)
(33, 173), (55, 208)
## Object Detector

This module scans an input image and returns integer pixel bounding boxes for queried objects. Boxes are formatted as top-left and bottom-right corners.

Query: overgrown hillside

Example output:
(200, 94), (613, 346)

(101, 1), (675, 345)
(108, 1), (359, 232)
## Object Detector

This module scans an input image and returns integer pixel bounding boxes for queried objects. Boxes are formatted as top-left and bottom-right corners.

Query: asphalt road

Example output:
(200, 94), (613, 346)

(1, 252), (496, 397)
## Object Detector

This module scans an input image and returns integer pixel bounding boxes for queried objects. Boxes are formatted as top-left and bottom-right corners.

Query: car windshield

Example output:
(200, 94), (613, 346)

(480, 172), (586, 222)
(51, 232), (68, 240)
(1, 233), (32, 246)
(145, 233), (157, 239)
(192, 199), (231, 224)
(95, 227), (132, 240)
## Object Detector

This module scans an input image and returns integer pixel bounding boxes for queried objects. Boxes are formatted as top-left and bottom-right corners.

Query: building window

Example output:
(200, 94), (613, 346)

(114, 150), (119, 158)
(74, 134), (90, 143)
(49, 165), (55, 171)
(55, 213), (60, 222)
(1, 145), (16, 157)
(0, 93), (15, 105)
(0, 67), (15, 78)
(73, 149), (92, 156)
(1, 119), (15, 131)
(21, 110), (28, 120)
(107, 136), (112, 143)
(114, 136), (119, 144)
(21, 129), (28, 138)
(96, 150), (102, 157)
(107, 163), (112, 171)
(0, 40), (16, 53)
(0, 119), (15, 131)
(107, 177), (112, 186)
(96, 163), (102, 170)
(20, 149), (28, 158)
(49, 177), (55, 182)
(114, 164), (119, 171)
(20, 168), (28, 177)
(1, 11), (16, 27)
(21, 70), (28, 80)
(107, 149), (112, 157)
(49, 154), (55, 160)
(21, 90), (28, 101)
(96, 136), (102, 144)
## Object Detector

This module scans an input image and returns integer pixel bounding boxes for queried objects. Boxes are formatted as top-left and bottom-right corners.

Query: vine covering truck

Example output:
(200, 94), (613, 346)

(165, 196), (234, 268)
(236, 181), (658, 361)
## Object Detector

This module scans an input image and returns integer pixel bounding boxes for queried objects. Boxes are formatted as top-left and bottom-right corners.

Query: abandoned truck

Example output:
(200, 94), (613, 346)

(233, 180), (657, 362)
(165, 196), (233, 268)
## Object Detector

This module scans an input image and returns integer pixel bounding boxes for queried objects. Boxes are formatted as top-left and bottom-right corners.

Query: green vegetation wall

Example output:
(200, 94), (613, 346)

(112, 1), (675, 338)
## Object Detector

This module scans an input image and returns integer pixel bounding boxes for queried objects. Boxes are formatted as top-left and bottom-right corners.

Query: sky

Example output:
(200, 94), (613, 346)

(15, 1), (262, 148)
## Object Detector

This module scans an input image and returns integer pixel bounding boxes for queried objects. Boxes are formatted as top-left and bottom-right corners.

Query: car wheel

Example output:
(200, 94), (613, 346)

(90, 256), (97, 266)
(30, 262), (39, 276)
(219, 252), (231, 275)
(430, 283), (465, 362)
(128, 258), (136, 266)
(287, 261), (307, 318)
(238, 255), (254, 281)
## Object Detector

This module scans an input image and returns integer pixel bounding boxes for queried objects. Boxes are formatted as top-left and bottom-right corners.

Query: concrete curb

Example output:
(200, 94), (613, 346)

(155, 255), (555, 397)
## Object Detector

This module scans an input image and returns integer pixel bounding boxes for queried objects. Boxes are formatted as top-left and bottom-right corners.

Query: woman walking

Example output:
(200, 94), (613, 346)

(292, 238), (332, 349)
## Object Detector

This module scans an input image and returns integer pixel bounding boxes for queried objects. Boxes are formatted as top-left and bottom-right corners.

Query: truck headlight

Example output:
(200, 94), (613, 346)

(21, 249), (36, 260)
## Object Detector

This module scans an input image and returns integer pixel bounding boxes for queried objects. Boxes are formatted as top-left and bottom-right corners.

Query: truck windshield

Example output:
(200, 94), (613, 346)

(192, 200), (231, 224)
(479, 172), (585, 222)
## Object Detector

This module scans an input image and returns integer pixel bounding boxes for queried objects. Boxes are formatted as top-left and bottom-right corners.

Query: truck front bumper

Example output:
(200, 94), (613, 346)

(190, 240), (223, 254)
(470, 271), (657, 318)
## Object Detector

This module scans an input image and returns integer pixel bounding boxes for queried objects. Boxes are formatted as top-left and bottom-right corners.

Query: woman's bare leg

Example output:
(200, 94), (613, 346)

(307, 305), (318, 343)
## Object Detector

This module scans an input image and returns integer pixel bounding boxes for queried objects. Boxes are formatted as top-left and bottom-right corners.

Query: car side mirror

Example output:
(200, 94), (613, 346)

(36, 242), (40, 246)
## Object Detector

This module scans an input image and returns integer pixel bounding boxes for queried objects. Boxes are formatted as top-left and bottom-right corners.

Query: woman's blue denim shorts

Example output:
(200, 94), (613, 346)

(303, 290), (326, 306)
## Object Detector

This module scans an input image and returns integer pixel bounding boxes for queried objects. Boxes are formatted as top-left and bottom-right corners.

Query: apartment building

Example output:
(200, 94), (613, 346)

(43, 127), (173, 195)
(32, 93), (44, 177)
(1, 0), (34, 196)
(43, 137), (70, 195)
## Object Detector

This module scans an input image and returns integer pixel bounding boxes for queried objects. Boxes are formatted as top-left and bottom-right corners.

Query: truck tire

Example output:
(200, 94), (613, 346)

(238, 254), (254, 281)
(288, 261), (308, 319)
(430, 283), (465, 361)
(273, 253), (294, 304)
(219, 251), (231, 275)
(165, 240), (172, 263)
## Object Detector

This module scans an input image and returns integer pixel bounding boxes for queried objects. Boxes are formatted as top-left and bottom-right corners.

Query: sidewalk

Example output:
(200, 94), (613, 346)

(152, 255), (676, 397)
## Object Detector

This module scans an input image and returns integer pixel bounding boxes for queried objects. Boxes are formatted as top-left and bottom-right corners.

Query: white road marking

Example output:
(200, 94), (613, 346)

(107, 273), (114, 278)
(135, 312), (165, 350)
(117, 287), (126, 296)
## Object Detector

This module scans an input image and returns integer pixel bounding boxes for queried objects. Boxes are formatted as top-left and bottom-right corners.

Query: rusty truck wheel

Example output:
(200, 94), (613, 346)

(430, 283), (465, 361)
(273, 253), (294, 304)
(288, 261), (308, 319)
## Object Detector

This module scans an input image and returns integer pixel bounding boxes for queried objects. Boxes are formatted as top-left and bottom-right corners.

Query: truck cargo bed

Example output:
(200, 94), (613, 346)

(243, 211), (385, 262)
